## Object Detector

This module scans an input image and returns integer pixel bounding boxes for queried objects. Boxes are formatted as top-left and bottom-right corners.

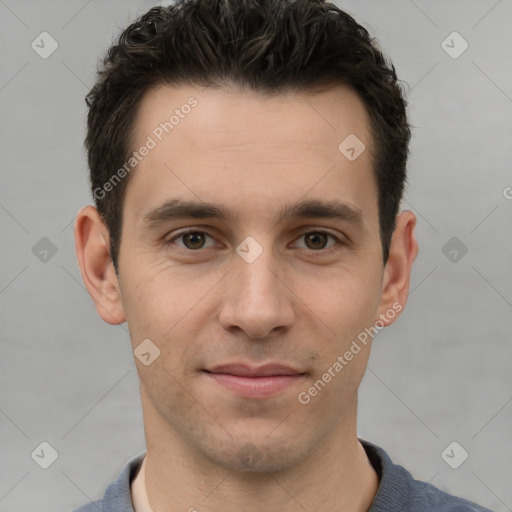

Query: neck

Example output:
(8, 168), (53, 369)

(140, 390), (379, 512)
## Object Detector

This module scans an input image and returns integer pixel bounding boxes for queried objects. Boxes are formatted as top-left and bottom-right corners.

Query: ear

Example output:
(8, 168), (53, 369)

(376, 210), (418, 327)
(74, 205), (126, 325)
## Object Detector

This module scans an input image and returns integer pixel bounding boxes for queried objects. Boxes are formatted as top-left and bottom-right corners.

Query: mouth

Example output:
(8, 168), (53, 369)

(203, 363), (306, 398)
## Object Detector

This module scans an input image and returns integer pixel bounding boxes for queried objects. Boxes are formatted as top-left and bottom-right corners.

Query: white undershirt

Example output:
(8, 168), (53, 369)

(131, 455), (155, 512)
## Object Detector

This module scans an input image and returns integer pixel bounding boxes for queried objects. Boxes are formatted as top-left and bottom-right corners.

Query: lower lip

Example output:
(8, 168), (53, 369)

(204, 372), (305, 398)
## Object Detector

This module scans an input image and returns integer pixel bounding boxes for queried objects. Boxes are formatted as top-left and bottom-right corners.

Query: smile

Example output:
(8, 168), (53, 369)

(203, 365), (306, 399)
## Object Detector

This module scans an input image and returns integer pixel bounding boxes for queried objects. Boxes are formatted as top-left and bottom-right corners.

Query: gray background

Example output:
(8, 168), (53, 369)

(1, 0), (511, 511)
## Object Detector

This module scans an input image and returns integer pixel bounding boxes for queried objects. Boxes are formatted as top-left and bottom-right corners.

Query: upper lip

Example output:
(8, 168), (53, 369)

(205, 363), (304, 377)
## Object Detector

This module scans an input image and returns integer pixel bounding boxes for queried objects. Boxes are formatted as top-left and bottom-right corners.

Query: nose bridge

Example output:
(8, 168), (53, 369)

(219, 240), (294, 338)
(238, 252), (279, 305)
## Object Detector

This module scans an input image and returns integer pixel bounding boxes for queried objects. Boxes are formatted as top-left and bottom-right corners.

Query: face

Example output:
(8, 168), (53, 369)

(81, 83), (415, 473)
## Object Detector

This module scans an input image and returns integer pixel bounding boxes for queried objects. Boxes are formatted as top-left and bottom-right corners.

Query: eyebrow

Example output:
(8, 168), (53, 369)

(142, 198), (364, 228)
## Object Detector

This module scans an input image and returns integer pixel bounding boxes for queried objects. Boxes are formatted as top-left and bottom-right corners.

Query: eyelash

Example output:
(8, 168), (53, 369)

(164, 229), (344, 256)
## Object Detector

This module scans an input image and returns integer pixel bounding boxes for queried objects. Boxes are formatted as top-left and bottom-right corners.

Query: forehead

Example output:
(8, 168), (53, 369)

(124, 83), (378, 228)
(133, 82), (372, 151)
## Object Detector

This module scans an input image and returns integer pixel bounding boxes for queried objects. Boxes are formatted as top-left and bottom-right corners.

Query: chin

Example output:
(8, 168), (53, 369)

(199, 430), (314, 474)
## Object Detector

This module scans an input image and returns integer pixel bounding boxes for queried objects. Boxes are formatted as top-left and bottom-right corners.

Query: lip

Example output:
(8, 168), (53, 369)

(205, 363), (304, 377)
(204, 363), (306, 398)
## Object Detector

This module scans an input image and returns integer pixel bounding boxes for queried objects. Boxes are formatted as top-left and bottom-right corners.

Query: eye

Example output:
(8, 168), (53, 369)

(164, 229), (343, 254)
(294, 231), (340, 252)
(167, 230), (217, 250)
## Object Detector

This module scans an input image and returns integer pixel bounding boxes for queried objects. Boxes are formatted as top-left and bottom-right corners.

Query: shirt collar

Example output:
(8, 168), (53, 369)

(99, 439), (411, 511)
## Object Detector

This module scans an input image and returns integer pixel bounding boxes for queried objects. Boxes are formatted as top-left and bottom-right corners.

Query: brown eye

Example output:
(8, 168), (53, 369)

(293, 231), (342, 256)
(181, 232), (206, 249)
(167, 230), (216, 251)
(303, 232), (329, 250)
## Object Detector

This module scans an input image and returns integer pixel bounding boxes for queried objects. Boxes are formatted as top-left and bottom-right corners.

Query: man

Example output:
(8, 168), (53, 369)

(72, 0), (494, 511)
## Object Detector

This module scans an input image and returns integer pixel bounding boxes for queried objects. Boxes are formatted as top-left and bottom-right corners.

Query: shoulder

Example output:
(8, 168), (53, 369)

(71, 501), (102, 512)
(409, 479), (495, 512)
(360, 439), (495, 512)
(69, 451), (146, 512)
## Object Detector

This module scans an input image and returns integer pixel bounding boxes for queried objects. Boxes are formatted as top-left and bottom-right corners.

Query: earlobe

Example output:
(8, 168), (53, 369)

(74, 205), (126, 325)
(377, 210), (418, 327)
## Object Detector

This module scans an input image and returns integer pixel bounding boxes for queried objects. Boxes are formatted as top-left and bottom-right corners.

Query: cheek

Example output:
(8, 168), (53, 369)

(121, 258), (185, 322)
(118, 259), (220, 358)
(297, 264), (382, 394)
(297, 264), (382, 340)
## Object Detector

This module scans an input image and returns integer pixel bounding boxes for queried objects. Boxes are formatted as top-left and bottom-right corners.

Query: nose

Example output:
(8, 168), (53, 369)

(218, 250), (295, 339)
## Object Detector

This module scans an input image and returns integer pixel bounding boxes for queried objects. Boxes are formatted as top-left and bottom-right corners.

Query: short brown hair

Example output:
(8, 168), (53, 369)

(86, 0), (411, 270)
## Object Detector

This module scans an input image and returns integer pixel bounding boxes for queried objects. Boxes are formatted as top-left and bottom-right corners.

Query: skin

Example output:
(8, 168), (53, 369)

(75, 83), (418, 511)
